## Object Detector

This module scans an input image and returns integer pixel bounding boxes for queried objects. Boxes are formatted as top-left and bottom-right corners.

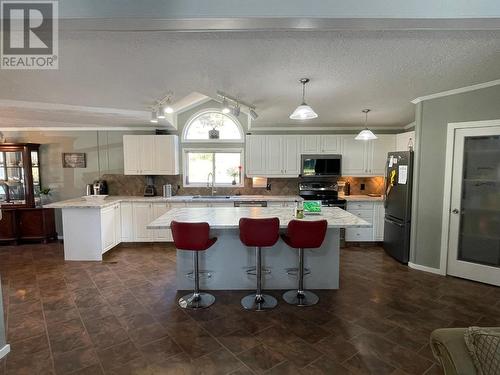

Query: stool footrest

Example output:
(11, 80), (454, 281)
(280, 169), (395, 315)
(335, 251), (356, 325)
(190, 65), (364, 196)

(245, 267), (271, 276)
(285, 267), (311, 277)
(186, 270), (213, 281)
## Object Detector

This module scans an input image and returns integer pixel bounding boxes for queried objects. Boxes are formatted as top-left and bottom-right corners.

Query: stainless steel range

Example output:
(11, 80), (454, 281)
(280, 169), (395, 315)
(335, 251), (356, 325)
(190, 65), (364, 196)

(298, 181), (347, 246)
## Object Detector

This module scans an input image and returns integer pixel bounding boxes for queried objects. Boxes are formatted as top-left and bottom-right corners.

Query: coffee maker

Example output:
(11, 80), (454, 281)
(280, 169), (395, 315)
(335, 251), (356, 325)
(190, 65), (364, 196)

(143, 176), (157, 197)
(92, 180), (108, 195)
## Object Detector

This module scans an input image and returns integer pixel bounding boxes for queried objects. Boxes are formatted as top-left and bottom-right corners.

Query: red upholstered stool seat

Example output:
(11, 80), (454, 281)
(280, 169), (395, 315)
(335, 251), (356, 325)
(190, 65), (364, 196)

(171, 221), (217, 309)
(281, 219), (327, 307)
(239, 217), (280, 311)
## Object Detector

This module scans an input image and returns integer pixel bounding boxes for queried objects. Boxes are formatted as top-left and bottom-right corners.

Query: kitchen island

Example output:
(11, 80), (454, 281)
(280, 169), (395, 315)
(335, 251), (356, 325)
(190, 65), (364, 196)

(148, 206), (370, 290)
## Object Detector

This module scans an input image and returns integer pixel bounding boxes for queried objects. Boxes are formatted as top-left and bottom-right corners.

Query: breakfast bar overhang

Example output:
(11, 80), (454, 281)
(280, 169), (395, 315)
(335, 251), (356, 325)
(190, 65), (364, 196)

(148, 206), (370, 290)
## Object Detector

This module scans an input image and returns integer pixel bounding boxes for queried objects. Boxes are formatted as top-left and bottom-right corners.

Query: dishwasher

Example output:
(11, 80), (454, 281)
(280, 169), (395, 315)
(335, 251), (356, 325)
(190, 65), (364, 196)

(233, 201), (268, 207)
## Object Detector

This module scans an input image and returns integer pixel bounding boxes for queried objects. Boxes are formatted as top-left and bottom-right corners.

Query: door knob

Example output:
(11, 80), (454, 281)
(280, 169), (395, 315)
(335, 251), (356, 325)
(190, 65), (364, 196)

(451, 209), (460, 214)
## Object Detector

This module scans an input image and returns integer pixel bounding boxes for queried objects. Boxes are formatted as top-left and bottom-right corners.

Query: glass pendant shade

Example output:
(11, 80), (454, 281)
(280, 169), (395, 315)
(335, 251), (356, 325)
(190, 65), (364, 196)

(289, 104), (318, 120)
(355, 128), (377, 140)
(290, 78), (318, 120)
(355, 109), (377, 140)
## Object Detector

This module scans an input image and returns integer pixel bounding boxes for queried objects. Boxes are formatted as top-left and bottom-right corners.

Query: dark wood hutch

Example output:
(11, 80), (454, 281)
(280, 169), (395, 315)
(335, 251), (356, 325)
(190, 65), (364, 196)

(0, 143), (57, 244)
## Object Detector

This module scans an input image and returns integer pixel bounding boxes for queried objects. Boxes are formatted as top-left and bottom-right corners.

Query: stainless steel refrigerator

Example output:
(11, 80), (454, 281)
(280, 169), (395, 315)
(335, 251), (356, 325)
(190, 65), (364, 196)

(383, 151), (413, 263)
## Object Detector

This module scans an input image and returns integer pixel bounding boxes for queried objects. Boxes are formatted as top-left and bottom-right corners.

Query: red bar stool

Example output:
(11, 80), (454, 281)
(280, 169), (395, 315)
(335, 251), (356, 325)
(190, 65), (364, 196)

(282, 219), (328, 306)
(239, 217), (280, 311)
(171, 221), (217, 309)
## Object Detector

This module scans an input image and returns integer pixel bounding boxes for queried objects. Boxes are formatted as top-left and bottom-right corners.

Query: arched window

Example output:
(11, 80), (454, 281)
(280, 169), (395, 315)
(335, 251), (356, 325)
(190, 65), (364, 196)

(182, 110), (244, 142)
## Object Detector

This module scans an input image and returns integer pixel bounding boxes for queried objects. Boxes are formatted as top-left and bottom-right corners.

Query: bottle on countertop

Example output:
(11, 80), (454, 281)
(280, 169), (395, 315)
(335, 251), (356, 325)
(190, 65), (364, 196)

(344, 181), (351, 196)
(295, 200), (304, 219)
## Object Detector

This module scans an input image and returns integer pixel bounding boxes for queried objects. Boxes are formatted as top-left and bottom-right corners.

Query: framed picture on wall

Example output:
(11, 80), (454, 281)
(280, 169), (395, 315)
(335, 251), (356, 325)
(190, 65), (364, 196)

(62, 153), (86, 168)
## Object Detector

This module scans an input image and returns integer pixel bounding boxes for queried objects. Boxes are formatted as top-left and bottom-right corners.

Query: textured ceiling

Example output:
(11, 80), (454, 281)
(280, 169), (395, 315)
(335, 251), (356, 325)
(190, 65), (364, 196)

(1, 30), (500, 129)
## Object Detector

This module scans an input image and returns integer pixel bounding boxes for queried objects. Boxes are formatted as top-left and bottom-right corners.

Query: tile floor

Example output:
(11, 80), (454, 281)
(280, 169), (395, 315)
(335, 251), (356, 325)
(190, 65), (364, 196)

(0, 242), (499, 374)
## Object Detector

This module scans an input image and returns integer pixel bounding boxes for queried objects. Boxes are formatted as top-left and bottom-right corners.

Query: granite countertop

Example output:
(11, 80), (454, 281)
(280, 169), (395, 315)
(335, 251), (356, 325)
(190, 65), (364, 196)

(147, 206), (371, 230)
(45, 195), (303, 209)
(340, 194), (384, 202)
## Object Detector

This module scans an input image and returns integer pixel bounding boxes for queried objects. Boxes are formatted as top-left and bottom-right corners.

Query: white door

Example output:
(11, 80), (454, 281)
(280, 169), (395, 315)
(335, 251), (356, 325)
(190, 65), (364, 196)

(321, 135), (341, 153)
(133, 202), (153, 241)
(341, 136), (367, 176)
(123, 136), (140, 174)
(246, 136), (266, 176)
(266, 136), (283, 175)
(282, 136), (300, 176)
(447, 125), (500, 286)
(369, 135), (396, 175)
(141, 136), (155, 174)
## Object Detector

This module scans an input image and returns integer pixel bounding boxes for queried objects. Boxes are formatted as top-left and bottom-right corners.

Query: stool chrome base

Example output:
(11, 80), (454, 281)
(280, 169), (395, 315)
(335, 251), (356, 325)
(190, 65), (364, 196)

(283, 290), (319, 307)
(179, 292), (215, 309)
(241, 294), (278, 311)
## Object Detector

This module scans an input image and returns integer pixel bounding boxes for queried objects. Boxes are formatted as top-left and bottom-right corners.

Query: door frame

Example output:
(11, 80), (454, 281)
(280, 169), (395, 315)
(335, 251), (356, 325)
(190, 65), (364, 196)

(439, 119), (500, 276)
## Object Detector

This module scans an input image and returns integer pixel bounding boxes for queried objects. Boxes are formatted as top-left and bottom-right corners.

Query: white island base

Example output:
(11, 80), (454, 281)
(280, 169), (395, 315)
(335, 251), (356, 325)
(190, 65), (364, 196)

(176, 228), (340, 290)
(148, 206), (370, 291)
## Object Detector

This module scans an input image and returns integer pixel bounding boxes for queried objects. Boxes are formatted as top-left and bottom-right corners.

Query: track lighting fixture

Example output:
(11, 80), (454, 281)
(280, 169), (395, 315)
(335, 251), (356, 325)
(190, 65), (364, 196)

(249, 109), (258, 120)
(157, 104), (166, 119)
(150, 110), (158, 123)
(221, 98), (231, 114)
(231, 102), (241, 117)
(164, 97), (174, 114)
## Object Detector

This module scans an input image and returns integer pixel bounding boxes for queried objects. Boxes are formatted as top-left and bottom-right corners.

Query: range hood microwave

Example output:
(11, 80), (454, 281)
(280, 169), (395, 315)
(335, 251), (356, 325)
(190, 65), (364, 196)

(301, 154), (342, 177)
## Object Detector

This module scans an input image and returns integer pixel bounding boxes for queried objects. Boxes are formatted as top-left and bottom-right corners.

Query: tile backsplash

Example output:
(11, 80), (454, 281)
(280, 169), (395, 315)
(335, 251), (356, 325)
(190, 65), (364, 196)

(101, 174), (384, 197)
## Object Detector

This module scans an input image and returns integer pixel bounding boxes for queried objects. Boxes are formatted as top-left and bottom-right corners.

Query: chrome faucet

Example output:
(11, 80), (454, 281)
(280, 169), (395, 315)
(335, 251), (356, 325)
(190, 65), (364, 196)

(207, 172), (216, 196)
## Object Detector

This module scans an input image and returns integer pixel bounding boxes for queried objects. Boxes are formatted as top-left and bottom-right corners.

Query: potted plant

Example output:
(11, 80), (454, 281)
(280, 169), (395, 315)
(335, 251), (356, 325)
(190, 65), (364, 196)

(39, 187), (51, 207)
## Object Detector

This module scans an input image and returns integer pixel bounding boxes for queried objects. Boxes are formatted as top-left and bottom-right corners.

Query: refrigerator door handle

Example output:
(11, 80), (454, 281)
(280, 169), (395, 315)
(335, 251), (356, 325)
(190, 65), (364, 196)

(384, 217), (405, 227)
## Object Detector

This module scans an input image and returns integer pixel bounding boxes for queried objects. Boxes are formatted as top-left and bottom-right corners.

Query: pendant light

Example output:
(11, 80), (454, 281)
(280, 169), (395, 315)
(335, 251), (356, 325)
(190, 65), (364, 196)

(290, 78), (318, 120)
(355, 109), (377, 140)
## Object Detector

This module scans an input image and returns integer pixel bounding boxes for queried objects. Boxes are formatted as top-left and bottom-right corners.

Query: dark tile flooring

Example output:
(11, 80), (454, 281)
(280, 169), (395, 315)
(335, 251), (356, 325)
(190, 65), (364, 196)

(1, 243), (499, 375)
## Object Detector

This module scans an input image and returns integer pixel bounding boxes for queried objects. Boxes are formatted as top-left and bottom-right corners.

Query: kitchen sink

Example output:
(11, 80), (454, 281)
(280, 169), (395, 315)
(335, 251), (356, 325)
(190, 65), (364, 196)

(192, 195), (232, 199)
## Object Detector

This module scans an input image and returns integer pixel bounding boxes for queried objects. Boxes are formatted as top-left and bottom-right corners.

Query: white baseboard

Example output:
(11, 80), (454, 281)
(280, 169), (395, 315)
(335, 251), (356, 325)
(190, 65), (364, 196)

(408, 262), (445, 276)
(0, 344), (10, 359)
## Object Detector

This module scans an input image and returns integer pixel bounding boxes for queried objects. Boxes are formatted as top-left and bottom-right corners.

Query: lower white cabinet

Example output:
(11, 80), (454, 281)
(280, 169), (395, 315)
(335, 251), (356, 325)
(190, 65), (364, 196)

(101, 203), (121, 253)
(345, 201), (385, 242)
(153, 203), (170, 241)
(133, 202), (154, 241)
(120, 202), (134, 242)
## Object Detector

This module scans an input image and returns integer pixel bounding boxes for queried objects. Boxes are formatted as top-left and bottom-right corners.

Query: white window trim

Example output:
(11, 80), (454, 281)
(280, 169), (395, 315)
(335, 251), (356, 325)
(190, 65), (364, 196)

(182, 147), (245, 188)
(182, 108), (245, 143)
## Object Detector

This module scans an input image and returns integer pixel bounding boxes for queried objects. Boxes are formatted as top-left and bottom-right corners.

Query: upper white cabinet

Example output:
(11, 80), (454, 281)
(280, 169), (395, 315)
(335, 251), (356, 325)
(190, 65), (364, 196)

(341, 134), (395, 176)
(368, 135), (396, 175)
(123, 135), (179, 175)
(301, 135), (341, 154)
(396, 131), (415, 152)
(246, 135), (300, 177)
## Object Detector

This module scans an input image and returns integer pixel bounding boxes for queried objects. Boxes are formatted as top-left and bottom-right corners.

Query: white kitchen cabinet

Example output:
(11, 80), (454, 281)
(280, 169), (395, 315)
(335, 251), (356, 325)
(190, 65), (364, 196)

(282, 136), (300, 175)
(374, 202), (385, 241)
(120, 202), (134, 242)
(266, 136), (283, 175)
(345, 201), (385, 242)
(341, 136), (368, 176)
(368, 135), (396, 175)
(133, 202), (153, 241)
(101, 203), (121, 253)
(246, 135), (300, 177)
(245, 135), (266, 176)
(123, 135), (179, 175)
(396, 131), (415, 152)
(301, 135), (341, 154)
(152, 203), (170, 241)
(101, 205), (116, 253)
(341, 135), (395, 176)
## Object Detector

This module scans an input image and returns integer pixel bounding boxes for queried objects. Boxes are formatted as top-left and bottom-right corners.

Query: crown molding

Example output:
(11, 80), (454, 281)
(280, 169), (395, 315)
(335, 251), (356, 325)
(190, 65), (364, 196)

(249, 125), (404, 132)
(0, 126), (161, 131)
(411, 79), (500, 104)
